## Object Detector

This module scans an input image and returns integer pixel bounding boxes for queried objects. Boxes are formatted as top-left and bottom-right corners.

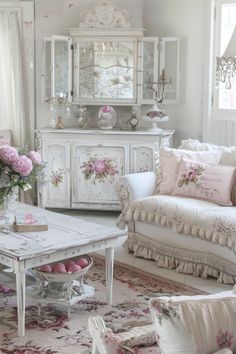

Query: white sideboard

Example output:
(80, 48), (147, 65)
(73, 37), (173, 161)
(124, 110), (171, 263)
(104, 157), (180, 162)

(36, 128), (174, 210)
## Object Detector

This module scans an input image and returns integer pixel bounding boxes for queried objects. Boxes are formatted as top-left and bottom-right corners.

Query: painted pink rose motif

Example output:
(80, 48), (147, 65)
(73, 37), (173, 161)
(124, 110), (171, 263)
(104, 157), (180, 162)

(0, 146), (19, 164)
(81, 157), (118, 183)
(216, 329), (233, 349)
(93, 160), (107, 173)
(177, 164), (205, 188)
(12, 156), (33, 176)
(51, 169), (64, 188)
(27, 151), (42, 165)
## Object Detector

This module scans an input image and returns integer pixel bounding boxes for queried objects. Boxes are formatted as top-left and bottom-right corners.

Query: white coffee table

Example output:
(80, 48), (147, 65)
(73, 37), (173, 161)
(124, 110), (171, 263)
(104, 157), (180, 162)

(0, 203), (126, 337)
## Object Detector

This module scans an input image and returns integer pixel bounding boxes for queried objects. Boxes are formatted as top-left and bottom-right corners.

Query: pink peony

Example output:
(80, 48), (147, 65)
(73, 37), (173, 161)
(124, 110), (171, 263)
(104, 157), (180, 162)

(12, 155), (33, 176)
(0, 146), (18, 165)
(94, 159), (107, 173)
(27, 151), (42, 165)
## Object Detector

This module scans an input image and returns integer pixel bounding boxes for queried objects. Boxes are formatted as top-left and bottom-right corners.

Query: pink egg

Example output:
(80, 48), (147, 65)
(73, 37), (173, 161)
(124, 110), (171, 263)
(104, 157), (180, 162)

(67, 264), (82, 273)
(53, 263), (67, 273)
(64, 260), (76, 271)
(76, 257), (89, 269)
(39, 264), (52, 272)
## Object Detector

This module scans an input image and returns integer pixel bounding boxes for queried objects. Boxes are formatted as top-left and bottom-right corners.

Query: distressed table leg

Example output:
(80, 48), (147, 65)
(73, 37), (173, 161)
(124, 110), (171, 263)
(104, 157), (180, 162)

(105, 247), (114, 305)
(16, 269), (26, 337)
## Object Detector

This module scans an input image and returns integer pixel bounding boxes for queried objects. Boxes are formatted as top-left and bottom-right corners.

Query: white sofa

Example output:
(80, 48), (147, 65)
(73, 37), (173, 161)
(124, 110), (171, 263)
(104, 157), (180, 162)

(116, 142), (236, 285)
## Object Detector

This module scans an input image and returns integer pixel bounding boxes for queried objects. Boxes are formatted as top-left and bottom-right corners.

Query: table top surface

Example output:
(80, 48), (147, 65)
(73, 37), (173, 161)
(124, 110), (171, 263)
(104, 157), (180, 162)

(0, 203), (125, 261)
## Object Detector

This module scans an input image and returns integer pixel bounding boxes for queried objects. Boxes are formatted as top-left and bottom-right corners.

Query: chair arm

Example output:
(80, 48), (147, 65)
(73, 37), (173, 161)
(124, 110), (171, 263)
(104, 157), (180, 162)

(88, 316), (157, 354)
(116, 172), (157, 209)
(88, 316), (112, 354)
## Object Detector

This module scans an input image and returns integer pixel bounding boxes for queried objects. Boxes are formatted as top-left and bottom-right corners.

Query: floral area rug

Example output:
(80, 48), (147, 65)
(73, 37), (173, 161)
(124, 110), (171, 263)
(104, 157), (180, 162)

(0, 256), (205, 354)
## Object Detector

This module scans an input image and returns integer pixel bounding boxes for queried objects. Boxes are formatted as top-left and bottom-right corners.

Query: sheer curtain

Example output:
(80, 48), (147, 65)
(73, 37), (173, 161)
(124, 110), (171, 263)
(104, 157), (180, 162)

(0, 11), (26, 147)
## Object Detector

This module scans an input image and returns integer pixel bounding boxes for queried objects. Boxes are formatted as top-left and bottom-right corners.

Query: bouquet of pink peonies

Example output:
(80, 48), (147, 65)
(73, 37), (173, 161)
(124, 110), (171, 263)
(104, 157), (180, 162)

(0, 146), (44, 206)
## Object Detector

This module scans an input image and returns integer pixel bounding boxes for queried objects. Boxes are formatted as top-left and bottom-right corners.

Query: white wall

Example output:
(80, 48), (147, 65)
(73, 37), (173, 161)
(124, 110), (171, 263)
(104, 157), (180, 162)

(143, 0), (207, 146)
(34, 0), (208, 147)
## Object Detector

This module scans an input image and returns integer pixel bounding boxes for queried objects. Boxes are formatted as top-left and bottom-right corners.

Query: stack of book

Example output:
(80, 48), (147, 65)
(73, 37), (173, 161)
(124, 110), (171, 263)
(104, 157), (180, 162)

(13, 213), (48, 232)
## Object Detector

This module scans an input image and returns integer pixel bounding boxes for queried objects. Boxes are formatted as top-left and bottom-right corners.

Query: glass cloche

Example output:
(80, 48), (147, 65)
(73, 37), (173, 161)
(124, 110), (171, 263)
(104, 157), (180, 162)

(97, 105), (117, 130)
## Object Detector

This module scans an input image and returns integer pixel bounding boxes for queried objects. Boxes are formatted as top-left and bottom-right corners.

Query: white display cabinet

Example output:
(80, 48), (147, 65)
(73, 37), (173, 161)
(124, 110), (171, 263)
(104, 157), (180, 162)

(41, 4), (180, 105)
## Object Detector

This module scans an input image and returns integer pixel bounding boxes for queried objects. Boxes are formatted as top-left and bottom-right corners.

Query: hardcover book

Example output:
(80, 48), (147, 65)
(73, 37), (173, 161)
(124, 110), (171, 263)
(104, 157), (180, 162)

(13, 213), (48, 232)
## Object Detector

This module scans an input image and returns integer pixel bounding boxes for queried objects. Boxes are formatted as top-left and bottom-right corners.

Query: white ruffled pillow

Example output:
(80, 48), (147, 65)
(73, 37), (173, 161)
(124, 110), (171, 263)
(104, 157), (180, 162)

(158, 147), (221, 195)
(149, 290), (236, 354)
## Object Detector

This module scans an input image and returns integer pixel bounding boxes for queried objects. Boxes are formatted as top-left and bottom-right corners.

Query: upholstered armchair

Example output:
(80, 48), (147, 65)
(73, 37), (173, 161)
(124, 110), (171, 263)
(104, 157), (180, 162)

(89, 289), (236, 354)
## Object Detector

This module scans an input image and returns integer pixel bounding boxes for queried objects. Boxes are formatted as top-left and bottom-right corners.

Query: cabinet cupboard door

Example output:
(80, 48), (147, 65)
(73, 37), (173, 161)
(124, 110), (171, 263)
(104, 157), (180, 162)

(142, 38), (158, 103)
(142, 37), (180, 104)
(72, 143), (128, 207)
(73, 39), (138, 104)
(160, 37), (180, 103)
(42, 35), (73, 101)
(130, 143), (157, 173)
(41, 140), (70, 208)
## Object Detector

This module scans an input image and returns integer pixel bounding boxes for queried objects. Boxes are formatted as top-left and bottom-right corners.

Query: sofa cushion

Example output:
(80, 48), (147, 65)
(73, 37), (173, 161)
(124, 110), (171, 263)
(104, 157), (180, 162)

(179, 139), (236, 205)
(158, 147), (221, 195)
(123, 195), (236, 252)
(173, 158), (236, 206)
(149, 291), (236, 354)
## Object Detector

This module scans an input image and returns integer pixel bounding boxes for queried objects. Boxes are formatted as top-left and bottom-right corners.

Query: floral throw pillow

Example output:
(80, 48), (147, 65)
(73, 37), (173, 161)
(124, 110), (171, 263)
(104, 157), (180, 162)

(173, 158), (236, 206)
(158, 147), (221, 195)
(149, 291), (236, 354)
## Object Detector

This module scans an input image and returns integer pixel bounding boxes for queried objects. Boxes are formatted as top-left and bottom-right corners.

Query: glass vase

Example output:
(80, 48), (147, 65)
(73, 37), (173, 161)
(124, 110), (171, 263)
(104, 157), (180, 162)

(0, 197), (9, 225)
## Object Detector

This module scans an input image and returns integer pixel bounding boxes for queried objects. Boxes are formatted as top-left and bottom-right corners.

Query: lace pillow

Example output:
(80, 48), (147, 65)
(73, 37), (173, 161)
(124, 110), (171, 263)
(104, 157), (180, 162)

(149, 291), (236, 354)
(173, 158), (236, 206)
(158, 147), (221, 195)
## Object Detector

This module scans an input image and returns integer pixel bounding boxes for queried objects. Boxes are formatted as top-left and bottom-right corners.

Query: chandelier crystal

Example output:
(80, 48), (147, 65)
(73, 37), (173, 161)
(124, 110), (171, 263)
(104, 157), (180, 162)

(216, 25), (236, 89)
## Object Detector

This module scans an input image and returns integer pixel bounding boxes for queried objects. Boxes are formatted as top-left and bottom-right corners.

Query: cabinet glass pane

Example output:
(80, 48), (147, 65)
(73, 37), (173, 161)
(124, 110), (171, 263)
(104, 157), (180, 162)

(45, 40), (51, 98)
(143, 41), (155, 100)
(78, 41), (135, 100)
(163, 40), (178, 101)
(54, 40), (69, 97)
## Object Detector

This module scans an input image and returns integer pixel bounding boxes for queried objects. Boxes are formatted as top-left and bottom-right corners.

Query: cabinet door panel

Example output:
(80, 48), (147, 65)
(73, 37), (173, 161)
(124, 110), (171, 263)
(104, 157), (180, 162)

(74, 39), (137, 104)
(130, 143), (158, 173)
(72, 144), (128, 204)
(42, 141), (70, 208)
(142, 38), (158, 102)
(160, 37), (180, 103)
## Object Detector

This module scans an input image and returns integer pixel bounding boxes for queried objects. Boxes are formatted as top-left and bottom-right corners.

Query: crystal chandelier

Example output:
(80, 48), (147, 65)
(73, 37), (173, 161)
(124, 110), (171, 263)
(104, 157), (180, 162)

(216, 26), (236, 89)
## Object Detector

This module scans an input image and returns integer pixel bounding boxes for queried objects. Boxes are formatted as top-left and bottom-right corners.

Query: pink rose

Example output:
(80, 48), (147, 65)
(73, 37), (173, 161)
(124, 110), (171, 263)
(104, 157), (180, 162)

(101, 105), (112, 113)
(186, 171), (196, 180)
(94, 160), (106, 173)
(0, 146), (18, 165)
(12, 155), (33, 176)
(27, 151), (42, 165)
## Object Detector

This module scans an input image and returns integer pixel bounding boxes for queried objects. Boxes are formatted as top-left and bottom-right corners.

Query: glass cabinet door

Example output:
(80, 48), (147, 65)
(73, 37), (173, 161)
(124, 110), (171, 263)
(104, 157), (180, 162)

(142, 37), (180, 104)
(74, 39), (137, 103)
(159, 37), (180, 102)
(42, 35), (72, 101)
(142, 38), (158, 102)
